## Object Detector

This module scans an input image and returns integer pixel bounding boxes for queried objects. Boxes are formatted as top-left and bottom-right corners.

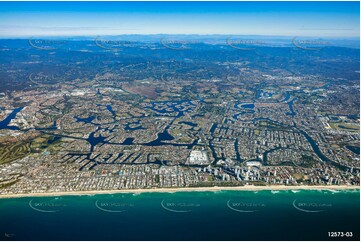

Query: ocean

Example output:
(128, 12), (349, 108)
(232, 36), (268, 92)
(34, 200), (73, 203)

(0, 189), (359, 241)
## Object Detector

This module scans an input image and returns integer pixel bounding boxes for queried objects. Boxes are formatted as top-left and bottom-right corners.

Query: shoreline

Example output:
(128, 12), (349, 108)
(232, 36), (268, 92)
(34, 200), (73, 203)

(0, 185), (359, 199)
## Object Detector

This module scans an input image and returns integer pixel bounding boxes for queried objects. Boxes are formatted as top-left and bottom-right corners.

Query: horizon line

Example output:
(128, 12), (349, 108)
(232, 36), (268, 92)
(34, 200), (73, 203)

(0, 34), (360, 39)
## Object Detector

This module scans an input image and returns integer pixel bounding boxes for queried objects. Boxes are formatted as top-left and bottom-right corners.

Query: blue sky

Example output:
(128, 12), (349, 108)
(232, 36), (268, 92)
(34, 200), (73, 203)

(0, 1), (359, 37)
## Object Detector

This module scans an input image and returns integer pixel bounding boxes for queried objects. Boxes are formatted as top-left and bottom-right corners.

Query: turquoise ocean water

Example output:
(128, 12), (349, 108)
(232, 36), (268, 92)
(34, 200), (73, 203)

(0, 189), (359, 241)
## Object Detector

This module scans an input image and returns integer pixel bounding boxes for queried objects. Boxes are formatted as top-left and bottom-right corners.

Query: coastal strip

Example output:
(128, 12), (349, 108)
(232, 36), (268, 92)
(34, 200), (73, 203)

(0, 185), (359, 199)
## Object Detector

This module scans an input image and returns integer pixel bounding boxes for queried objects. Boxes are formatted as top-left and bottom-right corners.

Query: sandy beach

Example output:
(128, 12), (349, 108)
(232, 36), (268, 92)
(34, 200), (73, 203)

(0, 185), (359, 199)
